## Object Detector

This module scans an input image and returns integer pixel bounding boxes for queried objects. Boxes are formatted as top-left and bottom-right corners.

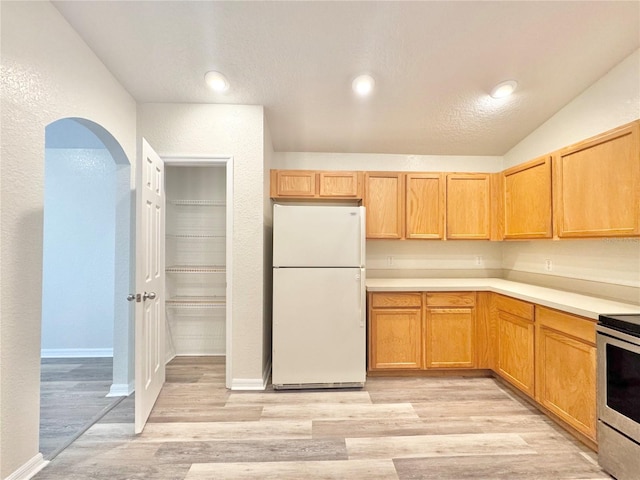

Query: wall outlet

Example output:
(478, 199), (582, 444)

(544, 259), (553, 271)
(475, 255), (483, 266)
(387, 256), (394, 266)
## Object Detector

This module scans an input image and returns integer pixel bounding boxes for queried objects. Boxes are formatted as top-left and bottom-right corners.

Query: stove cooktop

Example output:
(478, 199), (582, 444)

(599, 313), (640, 337)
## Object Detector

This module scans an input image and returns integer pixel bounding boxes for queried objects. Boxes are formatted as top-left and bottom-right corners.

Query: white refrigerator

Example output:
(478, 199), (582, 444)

(272, 204), (366, 389)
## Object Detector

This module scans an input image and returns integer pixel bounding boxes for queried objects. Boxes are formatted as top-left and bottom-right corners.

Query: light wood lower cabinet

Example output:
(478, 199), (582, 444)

(369, 292), (476, 371)
(495, 295), (535, 397)
(425, 293), (476, 368)
(368, 293), (422, 370)
(536, 306), (596, 441)
(475, 292), (496, 370)
(367, 290), (598, 448)
(497, 310), (535, 397)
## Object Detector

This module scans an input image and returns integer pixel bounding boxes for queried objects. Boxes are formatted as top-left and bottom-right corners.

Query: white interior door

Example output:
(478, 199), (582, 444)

(134, 139), (166, 433)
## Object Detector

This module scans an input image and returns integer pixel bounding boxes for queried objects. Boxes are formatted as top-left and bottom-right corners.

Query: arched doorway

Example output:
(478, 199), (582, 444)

(40, 118), (132, 459)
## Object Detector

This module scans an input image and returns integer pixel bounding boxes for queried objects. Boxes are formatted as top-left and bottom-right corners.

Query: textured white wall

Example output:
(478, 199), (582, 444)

(502, 239), (640, 288)
(137, 103), (267, 383)
(273, 152), (503, 173)
(42, 148), (116, 353)
(367, 240), (503, 278)
(504, 49), (640, 168)
(0, 1), (136, 477)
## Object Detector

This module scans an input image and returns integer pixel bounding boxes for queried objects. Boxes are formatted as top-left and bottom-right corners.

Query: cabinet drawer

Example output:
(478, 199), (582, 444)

(426, 292), (475, 307)
(370, 292), (422, 308)
(536, 306), (595, 345)
(495, 294), (534, 321)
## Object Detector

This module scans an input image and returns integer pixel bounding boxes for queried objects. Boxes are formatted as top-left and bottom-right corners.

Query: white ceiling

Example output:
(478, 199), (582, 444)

(52, 1), (640, 156)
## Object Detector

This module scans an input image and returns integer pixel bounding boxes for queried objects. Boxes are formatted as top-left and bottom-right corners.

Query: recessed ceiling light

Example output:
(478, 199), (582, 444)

(352, 74), (375, 96)
(490, 80), (517, 99)
(204, 71), (229, 92)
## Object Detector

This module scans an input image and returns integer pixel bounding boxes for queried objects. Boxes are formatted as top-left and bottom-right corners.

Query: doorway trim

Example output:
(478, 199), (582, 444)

(162, 155), (234, 389)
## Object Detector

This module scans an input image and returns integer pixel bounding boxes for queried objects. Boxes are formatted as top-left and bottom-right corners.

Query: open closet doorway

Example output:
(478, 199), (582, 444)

(40, 118), (132, 459)
(163, 158), (233, 384)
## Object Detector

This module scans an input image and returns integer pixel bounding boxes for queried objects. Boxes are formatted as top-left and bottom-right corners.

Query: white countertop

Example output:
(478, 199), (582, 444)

(365, 278), (639, 320)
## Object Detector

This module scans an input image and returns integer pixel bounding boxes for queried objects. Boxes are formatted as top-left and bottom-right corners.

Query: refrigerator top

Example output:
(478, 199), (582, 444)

(273, 204), (365, 268)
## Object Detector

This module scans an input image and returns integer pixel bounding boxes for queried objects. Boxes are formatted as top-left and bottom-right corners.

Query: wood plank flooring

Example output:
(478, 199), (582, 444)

(35, 356), (611, 479)
(40, 357), (123, 459)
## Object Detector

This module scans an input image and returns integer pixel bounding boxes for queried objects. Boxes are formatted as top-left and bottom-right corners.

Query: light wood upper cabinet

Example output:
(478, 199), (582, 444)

(272, 170), (317, 197)
(405, 173), (445, 239)
(270, 170), (363, 199)
(553, 121), (640, 238)
(364, 172), (404, 239)
(318, 171), (361, 198)
(446, 173), (491, 240)
(425, 292), (476, 369)
(368, 292), (422, 370)
(535, 307), (596, 442)
(503, 156), (553, 239)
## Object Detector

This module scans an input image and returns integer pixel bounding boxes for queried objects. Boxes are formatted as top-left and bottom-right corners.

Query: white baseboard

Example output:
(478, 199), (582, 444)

(230, 359), (271, 391)
(165, 352), (176, 365)
(230, 378), (265, 390)
(41, 348), (113, 358)
(5, 453), (48, 480)
(106, 381), (134, 397)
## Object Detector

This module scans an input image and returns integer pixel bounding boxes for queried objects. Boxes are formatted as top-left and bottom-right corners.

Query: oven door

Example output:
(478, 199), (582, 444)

(597, 326), (640, 442)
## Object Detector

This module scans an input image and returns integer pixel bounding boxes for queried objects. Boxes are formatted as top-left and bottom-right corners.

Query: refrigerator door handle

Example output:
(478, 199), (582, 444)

(359, 206), (366, 267)
(357, 270), (365, 328)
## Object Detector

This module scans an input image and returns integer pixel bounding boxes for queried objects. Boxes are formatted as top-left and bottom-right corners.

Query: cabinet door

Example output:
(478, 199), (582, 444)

(537, 327), (596, 440)
(497, 310), (535, 397)
(446, 174), (491, 239)
(503, 156), (552, 239)
(318, 171), (361, 198)
(425, 307), (475, 368)
(536, 307), (596, 441)
(364, 172), (404, 239)
(369, 308), (422, 370)
(274, 170), (317, 197)
(553, 121), (640, 237)
(405, 173), (445, 239)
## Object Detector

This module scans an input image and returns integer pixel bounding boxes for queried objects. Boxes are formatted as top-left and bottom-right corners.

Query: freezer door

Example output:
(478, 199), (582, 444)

(272, 267), (366, 386)
(273, 205), (364, 267)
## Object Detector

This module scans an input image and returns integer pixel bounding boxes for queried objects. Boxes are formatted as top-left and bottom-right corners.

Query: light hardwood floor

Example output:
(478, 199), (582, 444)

(40, 358), (123, 460)
(34, 356), (611, 479)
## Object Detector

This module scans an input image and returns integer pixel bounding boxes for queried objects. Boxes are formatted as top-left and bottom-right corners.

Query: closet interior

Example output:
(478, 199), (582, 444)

(165, 165), (226, 361)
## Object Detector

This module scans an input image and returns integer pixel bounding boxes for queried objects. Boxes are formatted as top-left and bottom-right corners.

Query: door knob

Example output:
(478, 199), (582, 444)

(127, 294), (139, 302)
(143, 291), (157, 301)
